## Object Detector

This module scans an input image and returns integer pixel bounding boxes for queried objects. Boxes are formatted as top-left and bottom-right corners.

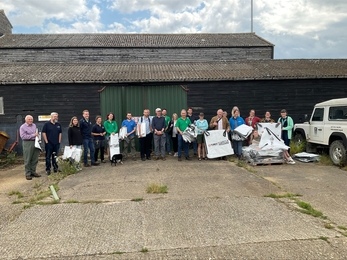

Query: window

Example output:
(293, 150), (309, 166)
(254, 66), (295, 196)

(329, 106), (347, 120)
(311, 108), (324, 121)
(0, 97), (3, 115)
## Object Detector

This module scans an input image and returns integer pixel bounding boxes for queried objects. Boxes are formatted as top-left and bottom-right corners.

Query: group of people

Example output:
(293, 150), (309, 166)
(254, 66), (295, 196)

(19, 107), (294, 180)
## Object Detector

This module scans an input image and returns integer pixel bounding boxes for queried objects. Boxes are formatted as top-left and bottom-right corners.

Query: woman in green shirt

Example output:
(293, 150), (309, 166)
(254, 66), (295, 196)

(104, 113), (118, 157)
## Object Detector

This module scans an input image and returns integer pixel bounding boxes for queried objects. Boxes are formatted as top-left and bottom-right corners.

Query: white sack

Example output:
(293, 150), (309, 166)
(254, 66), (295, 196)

(205, 130), (234, 159)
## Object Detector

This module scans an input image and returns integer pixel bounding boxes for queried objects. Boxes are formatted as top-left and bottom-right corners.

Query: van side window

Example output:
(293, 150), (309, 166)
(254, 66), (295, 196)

(329, 106), (347, 120)
(311, 108), (324, 121)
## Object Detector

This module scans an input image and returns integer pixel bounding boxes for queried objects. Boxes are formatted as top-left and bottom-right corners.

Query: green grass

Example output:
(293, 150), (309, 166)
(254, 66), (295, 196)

(338, 226), (347, 230)
(318, 154), (334, 166)
(295, 200), (324, 218)
(141, 247), (148, 253)
(319, 236), (328, 241)
(12, 200), (23, 204)
(324, 223), (334, 229)
(289, 138), (306, 155)
(23, 204), (33, 209)
(48, 159), (78, 182)
(111, 251), (123, 255)
(264, 193), (302, 199)
(146, 183), (168, 194)
(8, 191), (24, 199)
(35, 200), (59, 205)
(236, 160), (257, 173)
(131, 198), (144, 202)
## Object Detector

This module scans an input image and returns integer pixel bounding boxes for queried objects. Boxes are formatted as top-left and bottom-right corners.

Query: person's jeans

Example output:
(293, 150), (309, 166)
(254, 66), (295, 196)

(45, 142), (60, 171)
(233, 140), (243, 159)
(83, 138), (95, 164)
(178, 134), (189, 157)
(123, 136), (136, 158)
(139, 133), (152, 159)
(165, 132), (171, 153)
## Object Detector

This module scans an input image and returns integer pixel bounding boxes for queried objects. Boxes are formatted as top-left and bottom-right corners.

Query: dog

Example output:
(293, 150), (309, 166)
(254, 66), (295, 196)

(110, 154), (123, 166)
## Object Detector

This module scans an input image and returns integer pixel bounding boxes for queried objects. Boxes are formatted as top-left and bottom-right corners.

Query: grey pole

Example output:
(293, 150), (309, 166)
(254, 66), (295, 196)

(251, 0), (253, 32)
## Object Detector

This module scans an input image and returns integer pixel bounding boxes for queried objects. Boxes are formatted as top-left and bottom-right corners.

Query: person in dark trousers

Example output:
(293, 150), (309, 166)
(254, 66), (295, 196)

(152, 108), (167, 160)
(80, 110), (100, 167)
(19, 115), (41, 180)
(139, 109), (153, 161)
(278, 109), (294, 154)
(176, 109), (191, 161)
(92, 115), (106, 163)
(42, 112), (62, 175)
(187, 107), (198, 156)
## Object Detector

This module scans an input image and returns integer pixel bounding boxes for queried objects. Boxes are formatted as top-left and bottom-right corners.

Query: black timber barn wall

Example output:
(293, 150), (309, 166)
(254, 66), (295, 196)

(0, 84), (101, 154)
(186, 78), (347, 124)
(0, 47), (273, 63)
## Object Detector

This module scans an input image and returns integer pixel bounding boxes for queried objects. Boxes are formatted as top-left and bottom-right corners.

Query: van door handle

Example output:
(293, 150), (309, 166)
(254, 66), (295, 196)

(318, 129), (322, 131)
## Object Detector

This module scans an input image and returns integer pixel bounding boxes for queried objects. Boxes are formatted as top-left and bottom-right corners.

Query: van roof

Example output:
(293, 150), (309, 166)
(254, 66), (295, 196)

(316, 98), (347, 107)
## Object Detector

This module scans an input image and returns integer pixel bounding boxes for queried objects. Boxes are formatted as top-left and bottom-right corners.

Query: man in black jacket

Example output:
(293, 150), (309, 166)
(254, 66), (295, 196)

(152, 108), (167, 160)
(79, 110), (100, 167)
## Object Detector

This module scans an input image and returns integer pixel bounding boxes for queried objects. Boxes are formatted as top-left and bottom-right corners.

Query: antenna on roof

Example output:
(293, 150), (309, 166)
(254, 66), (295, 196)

(251, 0), (254, 32)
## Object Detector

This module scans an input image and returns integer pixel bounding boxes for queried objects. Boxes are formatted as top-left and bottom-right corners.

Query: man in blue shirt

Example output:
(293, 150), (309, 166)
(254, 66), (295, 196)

(121, 112), (137, 161)
(80, 110), (100, 167)
(42, 112), (62, 175)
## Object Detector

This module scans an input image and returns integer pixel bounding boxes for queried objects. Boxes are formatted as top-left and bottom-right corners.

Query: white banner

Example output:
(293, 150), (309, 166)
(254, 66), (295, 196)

(204, 130), (234, 159)
(62, 146), (82, 162)
(109, 134), (120, 158)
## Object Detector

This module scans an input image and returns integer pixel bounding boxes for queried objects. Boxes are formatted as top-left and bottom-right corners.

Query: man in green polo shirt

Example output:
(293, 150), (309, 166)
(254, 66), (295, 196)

(175, 109), (191, 161)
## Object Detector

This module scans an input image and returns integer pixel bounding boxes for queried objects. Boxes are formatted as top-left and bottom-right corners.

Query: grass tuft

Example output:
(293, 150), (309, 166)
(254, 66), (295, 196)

(318, 154), (334, 166)
(319, 236), (328, 241)
(289, 138), (306, 155)
(12, 200), (23, 204)
(146, 183), (168, 194)
(324, 223), (334, 229)
(296, 200), (324, 218)
(141, 247), (148, 253)
(338, 226), (347, 231)
(264, 193), (302, 199)
(8, 191), (24, 199)
(131, 198), (144, 202)
(111, 251), (123, 255)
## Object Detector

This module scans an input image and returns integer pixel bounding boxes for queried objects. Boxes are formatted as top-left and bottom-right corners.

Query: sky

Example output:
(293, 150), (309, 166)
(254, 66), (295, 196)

(1, 0), (346, 59)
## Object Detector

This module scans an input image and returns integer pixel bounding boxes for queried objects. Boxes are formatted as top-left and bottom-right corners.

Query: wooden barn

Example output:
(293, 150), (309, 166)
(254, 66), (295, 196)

(0, 10), (347, 153)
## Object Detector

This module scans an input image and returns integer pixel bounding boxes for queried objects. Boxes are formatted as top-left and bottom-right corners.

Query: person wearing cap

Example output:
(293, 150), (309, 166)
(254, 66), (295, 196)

(152, 108), (167, 160)
(196, 112), (208, 160)
(20, 115), (41, 180)
(175, 109), (192, 161)
(278, 109), (294, 153)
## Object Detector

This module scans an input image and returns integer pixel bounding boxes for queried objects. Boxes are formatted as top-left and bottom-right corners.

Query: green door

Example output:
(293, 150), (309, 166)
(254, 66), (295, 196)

(100, 85), (187, 126)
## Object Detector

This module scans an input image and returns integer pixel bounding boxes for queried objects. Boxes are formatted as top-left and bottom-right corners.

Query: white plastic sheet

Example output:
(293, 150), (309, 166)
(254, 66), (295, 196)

(293, 152), (320, 162)
(205, 130), (234, 158)
(256, 122), (281, 139)
(109, 134), (120, 158)
(233, 125), (253, 140)
(258, 127), (289, 151)
(136, 122), (146, 138)
(182, 124), (197, 143)
(62, 146), (82, 162)
(119, 126), (127, 140)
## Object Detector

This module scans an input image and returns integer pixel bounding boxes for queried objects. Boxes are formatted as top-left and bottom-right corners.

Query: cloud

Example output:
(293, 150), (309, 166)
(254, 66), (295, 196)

(0, 0), (89, 27)
(44, 5), (103, 33)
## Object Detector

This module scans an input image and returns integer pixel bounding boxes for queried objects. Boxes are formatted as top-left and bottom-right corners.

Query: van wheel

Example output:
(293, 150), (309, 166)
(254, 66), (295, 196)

(293, 133), (305, 145)
(329, 140), (347, 166)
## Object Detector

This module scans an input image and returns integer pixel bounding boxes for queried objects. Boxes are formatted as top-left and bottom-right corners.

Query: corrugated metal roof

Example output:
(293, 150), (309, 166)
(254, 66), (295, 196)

(0, 33), (273, 48)
(0, 59), (346, 85)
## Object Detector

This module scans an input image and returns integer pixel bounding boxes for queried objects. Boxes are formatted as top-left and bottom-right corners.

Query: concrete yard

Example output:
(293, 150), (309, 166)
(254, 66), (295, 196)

(0, 154), (347, 259)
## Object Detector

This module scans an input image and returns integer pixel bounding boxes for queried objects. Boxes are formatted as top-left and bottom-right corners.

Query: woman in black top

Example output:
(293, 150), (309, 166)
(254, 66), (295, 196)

(92, 115), (106, 163)
(68, 116), (83, 148)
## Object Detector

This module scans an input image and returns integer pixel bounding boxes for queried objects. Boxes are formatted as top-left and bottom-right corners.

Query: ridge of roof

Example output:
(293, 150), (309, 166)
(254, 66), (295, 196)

(0, 33), (274, 48)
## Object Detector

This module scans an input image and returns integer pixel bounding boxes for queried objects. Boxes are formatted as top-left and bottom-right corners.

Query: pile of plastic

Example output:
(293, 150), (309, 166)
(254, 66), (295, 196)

(242, 124), (288, 165)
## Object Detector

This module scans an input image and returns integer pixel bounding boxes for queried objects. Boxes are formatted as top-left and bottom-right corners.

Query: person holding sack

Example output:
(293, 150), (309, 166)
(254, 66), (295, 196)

(209, 109), (230, 160)
(104, 112), (118, 159)
(139, 109), (153, 161)
(229, 106), (245, 160)
(92, 115), (106, 163)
